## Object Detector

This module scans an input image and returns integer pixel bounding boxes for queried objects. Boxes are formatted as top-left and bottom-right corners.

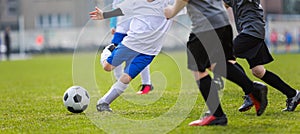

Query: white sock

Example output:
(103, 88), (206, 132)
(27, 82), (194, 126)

(100, 46), (112, 66)
(98, 80), (128, 104)
(141, 65), (151, 85)
(113, 65), (123, 80)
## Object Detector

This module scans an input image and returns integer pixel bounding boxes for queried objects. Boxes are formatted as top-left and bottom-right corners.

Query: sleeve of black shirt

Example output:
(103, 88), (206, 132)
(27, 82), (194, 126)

(103, 8), (124, 19)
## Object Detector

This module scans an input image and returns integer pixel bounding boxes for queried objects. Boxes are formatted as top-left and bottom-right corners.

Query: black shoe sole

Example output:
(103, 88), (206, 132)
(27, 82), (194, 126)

(253, 82), (268, 116)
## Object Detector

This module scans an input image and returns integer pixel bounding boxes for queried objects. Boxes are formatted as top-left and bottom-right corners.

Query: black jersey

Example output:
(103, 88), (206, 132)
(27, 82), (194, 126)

(224, 0), (265, 39)
(187, 0), (230, 33)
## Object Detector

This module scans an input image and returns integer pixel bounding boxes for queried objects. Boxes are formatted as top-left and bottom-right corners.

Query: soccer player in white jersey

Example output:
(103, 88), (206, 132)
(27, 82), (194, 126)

(90, 0), (174, 112)
(108, 0), (154, 95)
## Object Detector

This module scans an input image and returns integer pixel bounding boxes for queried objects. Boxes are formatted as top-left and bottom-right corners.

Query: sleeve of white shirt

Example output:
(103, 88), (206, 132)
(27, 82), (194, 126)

(116, 0), (135, 15)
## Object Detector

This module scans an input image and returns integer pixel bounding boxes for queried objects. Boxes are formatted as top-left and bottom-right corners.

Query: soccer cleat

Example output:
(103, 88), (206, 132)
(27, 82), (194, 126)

(136, 84), (153, 95)
(96, 103), (113, 112)
(248, 81), (268, 116)
(189, 114), (227, 126)
(282, 90), (300, 112)
(238, 95), (254, 112)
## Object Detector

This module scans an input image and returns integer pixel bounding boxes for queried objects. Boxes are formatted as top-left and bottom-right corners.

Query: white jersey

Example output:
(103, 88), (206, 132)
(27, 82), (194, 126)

(112, 0), (129, 33)
(116, 0), (173, 55)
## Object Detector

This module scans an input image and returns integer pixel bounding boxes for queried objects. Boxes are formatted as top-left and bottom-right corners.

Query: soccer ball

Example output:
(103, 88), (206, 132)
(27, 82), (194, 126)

(63, 86), (90, 113)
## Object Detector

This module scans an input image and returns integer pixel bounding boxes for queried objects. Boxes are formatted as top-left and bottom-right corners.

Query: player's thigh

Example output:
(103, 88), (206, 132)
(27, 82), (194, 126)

(233, 33), (262, 59)
(216, 25), (236, 61)
(124, 54), (155, 79)
(106, 44), (136, 67)
(246, 41), (274, 69)
(187, 33), (210, 72)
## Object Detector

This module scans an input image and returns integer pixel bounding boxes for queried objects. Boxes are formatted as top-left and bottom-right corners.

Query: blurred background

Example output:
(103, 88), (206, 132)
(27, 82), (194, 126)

(0, 0), (299, 61)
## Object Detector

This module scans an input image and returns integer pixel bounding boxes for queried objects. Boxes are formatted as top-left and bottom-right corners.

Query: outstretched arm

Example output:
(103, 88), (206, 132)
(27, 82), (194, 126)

(89, 7), (104, 20)
(89, 7), (124, 20)
(164, 0), (189, 19)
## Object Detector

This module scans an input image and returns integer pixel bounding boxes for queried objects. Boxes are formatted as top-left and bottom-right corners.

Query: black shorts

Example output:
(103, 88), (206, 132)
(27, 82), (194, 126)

(233, 33), (274, 68)
(187, 25), (236, 72)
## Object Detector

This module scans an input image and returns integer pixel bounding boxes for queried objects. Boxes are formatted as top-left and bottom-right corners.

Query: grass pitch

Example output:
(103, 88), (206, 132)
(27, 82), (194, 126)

(0, 52), (300, 133)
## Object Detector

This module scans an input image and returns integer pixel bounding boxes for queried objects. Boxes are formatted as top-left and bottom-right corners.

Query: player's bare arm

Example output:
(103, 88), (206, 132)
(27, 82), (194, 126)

(164, 0), (188, 19)
(89, 7), (104, 20)
(89, 7), (124, 20)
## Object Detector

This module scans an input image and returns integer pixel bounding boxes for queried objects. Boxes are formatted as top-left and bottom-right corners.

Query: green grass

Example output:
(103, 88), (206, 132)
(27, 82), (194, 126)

(1, 52), (300, 133)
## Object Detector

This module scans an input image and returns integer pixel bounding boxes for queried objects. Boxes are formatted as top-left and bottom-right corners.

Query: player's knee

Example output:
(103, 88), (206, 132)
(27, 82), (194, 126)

(251, 68), (265, 78)
(119, 74), (132, 84)
(103, 67), (112, 72)
(103, 63), (114, 72)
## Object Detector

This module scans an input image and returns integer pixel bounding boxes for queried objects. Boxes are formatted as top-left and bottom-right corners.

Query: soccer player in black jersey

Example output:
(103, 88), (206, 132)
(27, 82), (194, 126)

(224, 0), (300, 112)
(165, 0), (268, 126)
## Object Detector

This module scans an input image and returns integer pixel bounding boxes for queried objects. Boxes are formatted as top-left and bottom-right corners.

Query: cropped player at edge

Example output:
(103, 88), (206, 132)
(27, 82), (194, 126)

(90, 0), (176, 112)
(223, 0), (300, 112)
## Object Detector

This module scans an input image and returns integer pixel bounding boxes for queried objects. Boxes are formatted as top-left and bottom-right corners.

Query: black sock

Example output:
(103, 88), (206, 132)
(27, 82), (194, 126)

(196, 75), (224, 117)
(223, 62), (253, 95)
(261, 70), (296, 98)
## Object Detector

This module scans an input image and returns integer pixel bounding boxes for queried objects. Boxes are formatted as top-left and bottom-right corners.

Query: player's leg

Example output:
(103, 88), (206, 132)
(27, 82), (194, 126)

(188, 70), (228, 126)
(100, 45), (112, 66)
(186, 33), (227, 126)
(252, 65), (300, 112)
(97, 44), (155, 112)
(223, 31), (253, 112)
(96, 74), (130, 112)
(251, 34), (300, 112)
(110, 18), (130, 79)
(110, 32), (126, 79)
(113, 65), (123, 80)
(101, 46), (118, 72)
(97, 44), (134, 112)
(110, 32), (127, 79)
(137, 65), (154, 94)
(235, 33), (300, 112)
(214, 60), (267, 115)
(214, 26), (264, 113)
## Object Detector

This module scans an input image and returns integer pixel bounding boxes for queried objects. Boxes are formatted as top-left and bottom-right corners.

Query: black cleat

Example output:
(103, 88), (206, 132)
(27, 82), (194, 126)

(248, 81), (268, 116)
(238, 95), (254, 112)
(282, 90), (300, 112)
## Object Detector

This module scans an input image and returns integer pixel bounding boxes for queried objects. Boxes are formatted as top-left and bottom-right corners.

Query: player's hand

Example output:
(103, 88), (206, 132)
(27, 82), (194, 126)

(164, 6), (176, 19)
(111, 28), (116, 35)
(89, 7), (104, 20)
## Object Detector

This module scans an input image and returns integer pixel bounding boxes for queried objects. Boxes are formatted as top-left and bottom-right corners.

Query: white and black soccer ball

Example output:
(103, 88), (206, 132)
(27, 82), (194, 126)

(63, 86), (90, 113)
